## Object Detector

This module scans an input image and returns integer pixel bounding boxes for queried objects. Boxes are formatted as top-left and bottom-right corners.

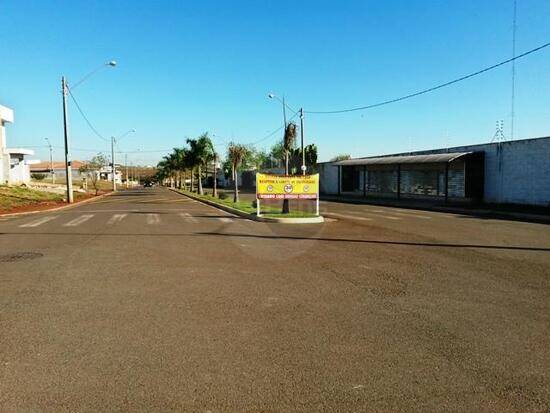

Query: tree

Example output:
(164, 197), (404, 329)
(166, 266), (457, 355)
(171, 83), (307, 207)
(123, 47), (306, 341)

(249, 149), (270, 171)
(79, 153), (108, 195)
(330, 154), (351, 162)
(187, 133), (214, 195)
(171, 147), (188, 189)
(227, 143), (250, 202)
(269, 142), (284, 168)
(282, 122), (297, 213)
(289, 144), (318, 174)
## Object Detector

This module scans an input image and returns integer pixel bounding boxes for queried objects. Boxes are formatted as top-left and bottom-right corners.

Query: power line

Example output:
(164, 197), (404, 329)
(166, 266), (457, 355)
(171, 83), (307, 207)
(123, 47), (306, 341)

(305, 40), (550, 114)
(67, 88), (109, 142)
(247, 110), (300, 146)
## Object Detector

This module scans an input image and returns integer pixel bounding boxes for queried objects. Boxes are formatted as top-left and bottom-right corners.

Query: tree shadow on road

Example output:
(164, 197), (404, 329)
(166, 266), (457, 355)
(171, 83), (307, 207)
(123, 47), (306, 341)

(193, 232), (550, 252)
(2, 231), (549, 252)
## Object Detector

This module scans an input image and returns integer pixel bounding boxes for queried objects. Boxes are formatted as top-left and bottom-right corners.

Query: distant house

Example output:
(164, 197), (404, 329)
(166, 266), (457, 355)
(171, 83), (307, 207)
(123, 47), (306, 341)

(30, 160), (86, 182)
(96, 167), (122, 184)
(6, 148), (38, 184)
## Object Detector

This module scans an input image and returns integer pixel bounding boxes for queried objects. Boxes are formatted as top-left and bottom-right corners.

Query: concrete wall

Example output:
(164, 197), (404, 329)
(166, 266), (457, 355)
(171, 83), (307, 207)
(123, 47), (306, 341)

(319, 162), (339, 195)
(407, 137), (550, 206)
(319, 136), (550, 206)
(8, 157), (31, 184)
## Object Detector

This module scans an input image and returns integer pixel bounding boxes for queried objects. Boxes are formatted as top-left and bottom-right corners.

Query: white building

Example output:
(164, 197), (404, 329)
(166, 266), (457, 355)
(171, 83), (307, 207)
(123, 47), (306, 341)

(0, 105), (39, 185)
(0, 105), (14, 185)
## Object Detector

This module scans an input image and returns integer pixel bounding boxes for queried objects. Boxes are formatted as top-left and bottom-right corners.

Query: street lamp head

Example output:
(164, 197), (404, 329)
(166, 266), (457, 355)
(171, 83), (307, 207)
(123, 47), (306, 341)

(268, 93), (275, 99)
(107, 60), (117, 67)
(131, 129), (136, 133)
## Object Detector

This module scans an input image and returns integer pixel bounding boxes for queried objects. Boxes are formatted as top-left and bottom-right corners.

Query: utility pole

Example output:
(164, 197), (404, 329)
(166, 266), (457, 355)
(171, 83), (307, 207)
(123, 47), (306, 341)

(111, 136), (116, 191)
(212, 152), (218, 198)
(300, 108), (306, 175)
(61, 77), (74, 203)
(45, 137), (55, 184)
(125, 153), (128, 188)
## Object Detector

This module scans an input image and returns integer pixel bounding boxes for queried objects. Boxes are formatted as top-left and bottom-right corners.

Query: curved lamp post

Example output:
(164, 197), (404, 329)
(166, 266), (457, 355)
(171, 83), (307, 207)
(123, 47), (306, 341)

(62, 60), (117, 202)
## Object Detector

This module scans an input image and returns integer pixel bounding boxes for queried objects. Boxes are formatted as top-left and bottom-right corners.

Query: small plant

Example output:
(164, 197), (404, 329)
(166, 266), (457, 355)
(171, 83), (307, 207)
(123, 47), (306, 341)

(31, 173), (46, 181)
(218, 192), (228, 200)
(251, 200), (258, 208)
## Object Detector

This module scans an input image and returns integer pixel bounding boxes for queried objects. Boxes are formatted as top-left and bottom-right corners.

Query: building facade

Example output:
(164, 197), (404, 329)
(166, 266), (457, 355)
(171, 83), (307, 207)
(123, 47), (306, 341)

(319, 136), (550, 207)
(1, 105), (39, 185)
(0, 105), (14, 185)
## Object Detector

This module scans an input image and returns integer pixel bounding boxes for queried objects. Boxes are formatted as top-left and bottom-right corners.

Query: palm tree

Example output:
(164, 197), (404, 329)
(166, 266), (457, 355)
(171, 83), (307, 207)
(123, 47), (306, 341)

(227, 143), (250, 202)
(205, 139), (218, 198)
(282, 122), (297, 213)
(187, 133), (214, 195)
(160, 153), (178, 187)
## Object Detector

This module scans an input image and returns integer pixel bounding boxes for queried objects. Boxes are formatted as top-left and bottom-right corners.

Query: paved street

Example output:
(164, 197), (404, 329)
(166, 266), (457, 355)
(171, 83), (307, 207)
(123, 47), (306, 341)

(1, 187), (549, 412)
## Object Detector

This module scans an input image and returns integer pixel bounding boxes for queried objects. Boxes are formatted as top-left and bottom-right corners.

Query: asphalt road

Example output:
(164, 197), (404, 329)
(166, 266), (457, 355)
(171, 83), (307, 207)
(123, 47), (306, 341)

(1, 187), (549, 412)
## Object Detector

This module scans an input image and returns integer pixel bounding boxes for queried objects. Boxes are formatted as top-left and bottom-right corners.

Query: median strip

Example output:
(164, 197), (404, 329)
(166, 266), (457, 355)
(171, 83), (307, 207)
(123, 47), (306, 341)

(169, 188), (324, 223)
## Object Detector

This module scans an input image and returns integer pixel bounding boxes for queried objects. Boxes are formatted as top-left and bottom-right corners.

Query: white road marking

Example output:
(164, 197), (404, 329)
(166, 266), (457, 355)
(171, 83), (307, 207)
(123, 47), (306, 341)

(379, 210), (432, 219)
(63, 214), (94, 227)
(326, 213), (372, 221)
(107, 213), (127, 225)
(217, 217), (233, 223)
(19, 215), (58, 227)
(179, 212), (198, 223)
(146, 213), (160, 225)
(343, 210), (401, 220)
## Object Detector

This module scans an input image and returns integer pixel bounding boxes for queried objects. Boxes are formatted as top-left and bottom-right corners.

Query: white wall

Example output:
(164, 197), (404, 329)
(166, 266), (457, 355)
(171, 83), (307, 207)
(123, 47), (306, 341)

(319, 136), (550, 206)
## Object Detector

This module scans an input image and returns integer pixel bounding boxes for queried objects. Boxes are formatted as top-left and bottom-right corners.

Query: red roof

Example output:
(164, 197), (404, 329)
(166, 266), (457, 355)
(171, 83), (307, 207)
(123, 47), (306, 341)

(30, 160), (85, 171)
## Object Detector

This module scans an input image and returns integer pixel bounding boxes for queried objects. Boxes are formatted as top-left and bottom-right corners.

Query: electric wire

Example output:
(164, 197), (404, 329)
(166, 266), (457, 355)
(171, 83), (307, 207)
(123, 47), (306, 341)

(67, 88), (109, 142)
(305, 41), (550, 114)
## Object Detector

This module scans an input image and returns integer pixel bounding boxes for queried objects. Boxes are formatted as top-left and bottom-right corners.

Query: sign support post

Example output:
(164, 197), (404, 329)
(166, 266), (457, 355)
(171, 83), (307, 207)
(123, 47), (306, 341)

(316, 196), (319, 216)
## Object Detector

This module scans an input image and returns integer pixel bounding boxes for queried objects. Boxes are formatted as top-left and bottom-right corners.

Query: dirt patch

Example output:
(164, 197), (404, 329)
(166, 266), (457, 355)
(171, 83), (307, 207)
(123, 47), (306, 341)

(0, 192), (97, 215)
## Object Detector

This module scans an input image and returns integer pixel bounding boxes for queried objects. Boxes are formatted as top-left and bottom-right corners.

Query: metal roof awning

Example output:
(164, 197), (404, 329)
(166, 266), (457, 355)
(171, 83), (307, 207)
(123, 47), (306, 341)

(334, 152), (473, 166)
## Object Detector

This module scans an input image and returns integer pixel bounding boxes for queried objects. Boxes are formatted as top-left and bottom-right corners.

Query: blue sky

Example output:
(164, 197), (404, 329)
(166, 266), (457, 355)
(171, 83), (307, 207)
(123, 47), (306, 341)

(1, 0), (549, 165)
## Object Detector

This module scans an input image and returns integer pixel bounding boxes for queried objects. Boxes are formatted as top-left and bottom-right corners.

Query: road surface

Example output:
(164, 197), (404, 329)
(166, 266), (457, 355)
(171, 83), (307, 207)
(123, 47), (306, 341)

(1, 187), (549, 412)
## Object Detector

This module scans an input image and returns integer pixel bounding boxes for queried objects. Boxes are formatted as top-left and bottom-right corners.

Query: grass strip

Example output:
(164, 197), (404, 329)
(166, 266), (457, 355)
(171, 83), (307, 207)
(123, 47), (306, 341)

(176, 190), (318, 218)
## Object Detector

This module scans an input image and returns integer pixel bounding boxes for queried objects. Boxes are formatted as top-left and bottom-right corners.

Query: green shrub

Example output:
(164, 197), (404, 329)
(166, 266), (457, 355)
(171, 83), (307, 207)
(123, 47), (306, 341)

(218, 192), (228, 200)
(31, 173), (46, 181)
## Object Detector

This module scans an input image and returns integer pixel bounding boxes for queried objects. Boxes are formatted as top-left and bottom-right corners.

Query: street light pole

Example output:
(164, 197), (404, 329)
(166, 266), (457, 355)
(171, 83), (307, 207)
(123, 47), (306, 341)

(111, 136), (116, 191)
(60, 60), (116, 203)
(45, 137), (55, 184)
(300, 108), (306, 175)
(125, 153), (129, 188)
(61, 76), (74, 203)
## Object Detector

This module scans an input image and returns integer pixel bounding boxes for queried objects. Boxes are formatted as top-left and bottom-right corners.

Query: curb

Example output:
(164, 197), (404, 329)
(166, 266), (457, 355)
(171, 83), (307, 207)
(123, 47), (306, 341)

(0, 191), (114, 218)
(169, 188), (324, 224)
(320, 196), (550, 225)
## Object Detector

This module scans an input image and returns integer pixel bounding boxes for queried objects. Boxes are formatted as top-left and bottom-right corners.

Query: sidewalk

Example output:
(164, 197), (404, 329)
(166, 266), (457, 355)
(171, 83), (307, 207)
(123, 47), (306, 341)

(321, 194), (550, 225)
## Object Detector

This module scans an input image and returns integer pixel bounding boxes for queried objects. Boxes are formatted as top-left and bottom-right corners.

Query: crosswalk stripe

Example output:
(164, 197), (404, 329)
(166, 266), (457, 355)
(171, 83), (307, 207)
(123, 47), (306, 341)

(326, 213), (372, 221)
(179, 212), (198, 223)
(146, 213), (160, 225)
(63, 214), (94, 227)
(386, 211), (431, 219)
(352, 210), (400, 220)
(20, 215), (58, 227)
(107, 213), (127, 225)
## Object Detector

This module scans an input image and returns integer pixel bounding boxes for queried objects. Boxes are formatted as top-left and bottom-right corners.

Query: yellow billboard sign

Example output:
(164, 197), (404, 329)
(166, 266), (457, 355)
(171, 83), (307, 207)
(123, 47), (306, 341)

(256, 173), (319, 199)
